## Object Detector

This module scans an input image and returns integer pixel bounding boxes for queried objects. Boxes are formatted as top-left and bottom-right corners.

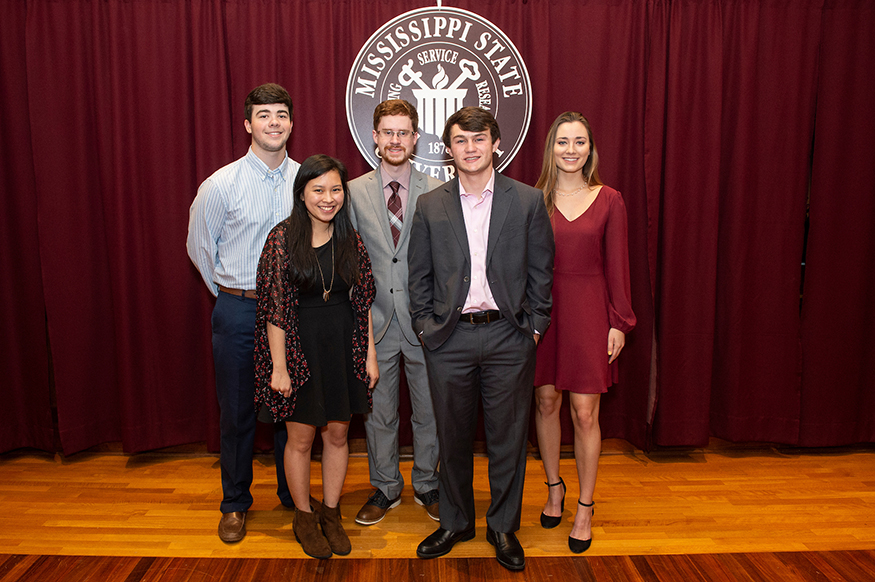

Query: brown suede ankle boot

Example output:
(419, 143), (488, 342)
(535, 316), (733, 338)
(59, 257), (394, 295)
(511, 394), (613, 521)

(319, 502), (351, 556)
(293, 508), (332, 559)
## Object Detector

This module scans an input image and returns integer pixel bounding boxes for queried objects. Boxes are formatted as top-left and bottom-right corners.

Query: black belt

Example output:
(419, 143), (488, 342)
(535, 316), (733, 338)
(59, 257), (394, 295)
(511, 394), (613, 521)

(460, 310), (503, 324)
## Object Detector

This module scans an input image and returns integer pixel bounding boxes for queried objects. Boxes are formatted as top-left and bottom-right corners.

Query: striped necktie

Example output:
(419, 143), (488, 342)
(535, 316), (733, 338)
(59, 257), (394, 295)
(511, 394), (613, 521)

(387, 181), (402, 247)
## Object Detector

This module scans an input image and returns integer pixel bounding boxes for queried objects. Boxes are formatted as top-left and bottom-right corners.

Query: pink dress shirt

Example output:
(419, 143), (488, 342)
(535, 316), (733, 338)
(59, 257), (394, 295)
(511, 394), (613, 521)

(379, 163), (411, 213)
(459, 171), (499, 313)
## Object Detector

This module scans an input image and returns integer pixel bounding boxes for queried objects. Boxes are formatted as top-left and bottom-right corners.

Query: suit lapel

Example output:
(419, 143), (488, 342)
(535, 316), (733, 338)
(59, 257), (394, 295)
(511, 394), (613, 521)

(486, 173), (512, 267)
(397, 170), (424, 248)
(363, 172), (395, 249)
(441, 180), (470, 260)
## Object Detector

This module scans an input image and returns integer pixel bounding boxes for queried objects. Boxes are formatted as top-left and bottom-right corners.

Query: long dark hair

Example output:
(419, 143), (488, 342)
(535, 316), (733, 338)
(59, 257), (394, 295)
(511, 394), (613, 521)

(286, 154), (360, 288)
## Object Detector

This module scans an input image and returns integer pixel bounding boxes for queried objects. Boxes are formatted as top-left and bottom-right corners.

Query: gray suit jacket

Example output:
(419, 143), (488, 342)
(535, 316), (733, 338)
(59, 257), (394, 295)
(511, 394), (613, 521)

(349, 165), (443, 345)
(407, 172), (555, 351)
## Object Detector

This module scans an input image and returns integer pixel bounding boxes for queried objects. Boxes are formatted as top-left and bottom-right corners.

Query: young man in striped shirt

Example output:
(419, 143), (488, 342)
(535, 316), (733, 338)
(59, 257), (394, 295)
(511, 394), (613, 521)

(187, 83), (300, 543)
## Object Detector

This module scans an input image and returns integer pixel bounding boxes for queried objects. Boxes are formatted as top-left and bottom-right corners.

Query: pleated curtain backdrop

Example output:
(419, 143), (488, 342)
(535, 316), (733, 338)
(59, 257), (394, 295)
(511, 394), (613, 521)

(1, 0), (872, 455)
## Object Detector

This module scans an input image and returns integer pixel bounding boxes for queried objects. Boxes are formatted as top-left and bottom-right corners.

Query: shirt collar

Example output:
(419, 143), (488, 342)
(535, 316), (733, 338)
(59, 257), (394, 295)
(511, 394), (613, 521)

(380, 162), (412, 191)
(245, 147), (290, 182)
(459, 169), (496, 200)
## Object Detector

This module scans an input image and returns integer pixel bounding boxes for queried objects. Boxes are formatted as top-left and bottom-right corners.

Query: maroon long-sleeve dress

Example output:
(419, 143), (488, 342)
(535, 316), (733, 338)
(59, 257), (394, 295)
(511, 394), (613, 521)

(534, 186), (636, 393)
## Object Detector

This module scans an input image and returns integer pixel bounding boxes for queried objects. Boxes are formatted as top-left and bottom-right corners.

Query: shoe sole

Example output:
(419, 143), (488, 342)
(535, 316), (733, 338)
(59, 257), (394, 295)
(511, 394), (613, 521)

(294, 532), (332, 559)
(486, 530), (526, 571)
(414, 496), (440, 521)
(218, 531), (245, 543)
(354, 498), (401, 525)
(330, 545), (352, 557)
(416, 529), (475, 559)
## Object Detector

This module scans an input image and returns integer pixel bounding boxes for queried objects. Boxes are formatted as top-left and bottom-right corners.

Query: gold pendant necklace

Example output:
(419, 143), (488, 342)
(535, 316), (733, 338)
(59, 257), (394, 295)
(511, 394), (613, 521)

(315, 234), (335, 302)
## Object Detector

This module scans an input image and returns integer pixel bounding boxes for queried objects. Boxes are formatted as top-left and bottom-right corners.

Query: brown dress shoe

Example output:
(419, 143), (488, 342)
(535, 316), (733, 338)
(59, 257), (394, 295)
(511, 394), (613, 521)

(218, 511), (246, 543)
(319, 502), (351, 556)
(414, 489), (440, 521)
(294, 509), (332, 559)
(355, 489), (401, 525)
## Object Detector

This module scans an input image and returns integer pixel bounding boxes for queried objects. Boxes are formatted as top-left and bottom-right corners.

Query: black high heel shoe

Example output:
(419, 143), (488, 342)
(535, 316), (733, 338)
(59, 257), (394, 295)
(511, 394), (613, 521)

(568, 500), (594, 553)
(539, 477), (566, 529)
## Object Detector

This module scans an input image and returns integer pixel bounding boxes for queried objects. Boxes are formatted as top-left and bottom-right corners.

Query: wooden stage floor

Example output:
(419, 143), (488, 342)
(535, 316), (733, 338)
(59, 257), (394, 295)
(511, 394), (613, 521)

(1, 440), (873, 580)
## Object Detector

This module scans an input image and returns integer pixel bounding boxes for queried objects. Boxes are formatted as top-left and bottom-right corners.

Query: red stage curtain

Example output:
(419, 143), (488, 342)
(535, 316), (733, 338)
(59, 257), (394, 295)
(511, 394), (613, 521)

(799, 0), (875, 446)
(707, 0), (822, 444)
(645, 0), (725, 446)
(1, 0), (872, 455)
(649, 0), (824, 446)
(0, 1), (54, 452)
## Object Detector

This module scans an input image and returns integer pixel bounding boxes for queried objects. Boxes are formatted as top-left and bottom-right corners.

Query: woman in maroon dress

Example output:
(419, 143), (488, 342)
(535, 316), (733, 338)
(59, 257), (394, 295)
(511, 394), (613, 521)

(533, 112), (636, 553)
(254, 155), (378, 559)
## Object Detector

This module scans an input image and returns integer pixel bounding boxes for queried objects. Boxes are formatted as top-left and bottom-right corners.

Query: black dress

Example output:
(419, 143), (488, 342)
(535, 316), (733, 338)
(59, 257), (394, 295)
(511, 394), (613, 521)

(288, 238), (369, 425)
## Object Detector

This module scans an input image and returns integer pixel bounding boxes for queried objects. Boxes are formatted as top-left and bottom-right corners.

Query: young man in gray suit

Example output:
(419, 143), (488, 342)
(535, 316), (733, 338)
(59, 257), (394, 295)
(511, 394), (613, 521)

(407, 107), (554, 571)
(348, 99), (444, 526)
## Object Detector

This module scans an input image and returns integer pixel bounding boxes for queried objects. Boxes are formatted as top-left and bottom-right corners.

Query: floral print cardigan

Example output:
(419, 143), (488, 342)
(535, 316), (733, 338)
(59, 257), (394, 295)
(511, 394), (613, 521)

(253, 220), (375, 422)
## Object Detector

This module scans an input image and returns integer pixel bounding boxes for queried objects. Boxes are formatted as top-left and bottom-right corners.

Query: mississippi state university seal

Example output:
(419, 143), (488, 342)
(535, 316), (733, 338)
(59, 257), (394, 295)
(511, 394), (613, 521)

(346, 6), (532, 180)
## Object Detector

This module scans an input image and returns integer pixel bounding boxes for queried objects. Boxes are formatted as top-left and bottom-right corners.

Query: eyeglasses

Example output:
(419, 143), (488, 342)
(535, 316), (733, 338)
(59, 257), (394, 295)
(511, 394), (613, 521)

(378, 129), (414, 138)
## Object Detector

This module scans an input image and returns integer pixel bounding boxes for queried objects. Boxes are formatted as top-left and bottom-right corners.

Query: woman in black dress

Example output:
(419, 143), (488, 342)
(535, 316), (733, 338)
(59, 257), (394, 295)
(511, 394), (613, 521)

(254, 155), (378, 558)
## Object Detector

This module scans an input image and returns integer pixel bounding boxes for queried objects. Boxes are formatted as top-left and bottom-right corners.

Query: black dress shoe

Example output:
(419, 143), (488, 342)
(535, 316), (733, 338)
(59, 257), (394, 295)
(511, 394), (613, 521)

(486, 527), (525, 571)
(416, 526), (475, 558)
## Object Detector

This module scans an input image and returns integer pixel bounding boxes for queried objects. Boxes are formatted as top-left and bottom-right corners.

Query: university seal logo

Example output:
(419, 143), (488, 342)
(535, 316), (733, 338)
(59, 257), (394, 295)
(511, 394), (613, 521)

(346, 6), (532, 181)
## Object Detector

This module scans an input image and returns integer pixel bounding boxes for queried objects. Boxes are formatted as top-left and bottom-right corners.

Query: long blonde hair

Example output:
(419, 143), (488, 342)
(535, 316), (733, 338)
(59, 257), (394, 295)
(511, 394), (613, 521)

(535, 112), (603, 217)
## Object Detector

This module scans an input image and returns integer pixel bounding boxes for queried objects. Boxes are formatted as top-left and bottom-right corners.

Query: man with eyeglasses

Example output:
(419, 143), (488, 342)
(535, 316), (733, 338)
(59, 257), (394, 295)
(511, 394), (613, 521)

(348, 99), (443, 526)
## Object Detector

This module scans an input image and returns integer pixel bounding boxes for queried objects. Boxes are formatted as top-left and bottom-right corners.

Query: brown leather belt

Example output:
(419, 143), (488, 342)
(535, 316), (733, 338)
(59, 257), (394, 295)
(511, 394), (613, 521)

(460, 310), (503, 324)
(218, 285), (257, 299)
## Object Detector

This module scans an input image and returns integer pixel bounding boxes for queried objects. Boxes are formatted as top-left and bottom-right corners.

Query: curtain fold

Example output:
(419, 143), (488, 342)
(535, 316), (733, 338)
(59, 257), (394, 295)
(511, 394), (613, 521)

(707, 0), (822, 444)
(649, 0), (826, 447)
(648, 0), (724, 446)
(800, 0), (875, 446)
(0, 0), (54, 452)
(2, 0), (872, 454)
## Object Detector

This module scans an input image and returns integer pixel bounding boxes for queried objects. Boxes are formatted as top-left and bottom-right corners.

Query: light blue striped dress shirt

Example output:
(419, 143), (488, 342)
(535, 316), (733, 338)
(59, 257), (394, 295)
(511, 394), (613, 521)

(187, 148), (301, 296)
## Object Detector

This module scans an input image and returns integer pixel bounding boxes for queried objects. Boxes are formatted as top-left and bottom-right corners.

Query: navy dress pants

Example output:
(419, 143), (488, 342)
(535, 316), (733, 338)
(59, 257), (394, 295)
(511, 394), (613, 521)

(212, 291), (292, 513)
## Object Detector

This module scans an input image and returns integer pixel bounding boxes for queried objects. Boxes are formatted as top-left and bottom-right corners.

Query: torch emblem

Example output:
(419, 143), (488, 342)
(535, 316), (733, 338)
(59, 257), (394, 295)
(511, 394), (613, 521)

(399, 59), (481, 136)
